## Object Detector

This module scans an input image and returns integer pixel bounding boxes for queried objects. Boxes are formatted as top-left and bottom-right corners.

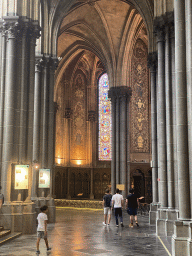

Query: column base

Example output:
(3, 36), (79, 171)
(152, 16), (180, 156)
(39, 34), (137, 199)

(149, 202), (160, 225)
(156, 208), (179, 236)
(0, 201), (36, 234)
(172, 221), (191, 256)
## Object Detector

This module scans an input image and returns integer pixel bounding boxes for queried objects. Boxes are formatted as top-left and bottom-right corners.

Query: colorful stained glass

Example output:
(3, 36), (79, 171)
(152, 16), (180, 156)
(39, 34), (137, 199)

(98, 73), (112, 160)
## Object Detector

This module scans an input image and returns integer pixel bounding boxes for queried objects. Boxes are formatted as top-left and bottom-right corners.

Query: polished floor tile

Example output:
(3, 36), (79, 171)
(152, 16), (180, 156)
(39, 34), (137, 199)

(0, 208), (171, 256)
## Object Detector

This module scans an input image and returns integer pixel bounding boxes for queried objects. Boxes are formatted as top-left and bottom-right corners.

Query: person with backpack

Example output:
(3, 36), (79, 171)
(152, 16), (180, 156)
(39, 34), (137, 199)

(0, 186), (4, 209)
(102, 188), (112, 226)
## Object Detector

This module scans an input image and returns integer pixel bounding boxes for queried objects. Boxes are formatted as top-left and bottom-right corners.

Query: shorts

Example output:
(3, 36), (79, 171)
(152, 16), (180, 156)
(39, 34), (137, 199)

(104, 207), (111, 215)
(127, 207), (137, 216)
(37, 231), (47, 239)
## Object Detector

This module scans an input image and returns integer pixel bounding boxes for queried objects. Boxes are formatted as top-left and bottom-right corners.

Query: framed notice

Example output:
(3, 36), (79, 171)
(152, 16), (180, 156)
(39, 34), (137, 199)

(15, 165), (29, 189)
(39, 169), (50, 188)
(116, 184), (125, 191)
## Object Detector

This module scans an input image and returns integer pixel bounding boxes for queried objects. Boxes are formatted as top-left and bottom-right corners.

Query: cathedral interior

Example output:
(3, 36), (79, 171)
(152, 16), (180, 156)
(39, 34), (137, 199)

(0, 0), (191, 255)
(54, 0), (152, 201)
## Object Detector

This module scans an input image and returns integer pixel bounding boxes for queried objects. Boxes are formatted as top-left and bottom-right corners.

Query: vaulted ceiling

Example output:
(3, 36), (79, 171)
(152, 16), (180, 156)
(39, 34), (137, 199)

(56, 0), (148, 88)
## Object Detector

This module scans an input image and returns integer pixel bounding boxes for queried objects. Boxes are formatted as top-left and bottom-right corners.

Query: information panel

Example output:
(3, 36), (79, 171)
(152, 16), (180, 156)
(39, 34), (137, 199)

(15, 165), (29, 190)
(39, 169), (50, 188)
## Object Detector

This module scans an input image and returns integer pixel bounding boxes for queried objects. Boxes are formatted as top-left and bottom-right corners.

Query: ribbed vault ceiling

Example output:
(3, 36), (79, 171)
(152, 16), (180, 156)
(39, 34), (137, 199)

(57, 0), (148, 87)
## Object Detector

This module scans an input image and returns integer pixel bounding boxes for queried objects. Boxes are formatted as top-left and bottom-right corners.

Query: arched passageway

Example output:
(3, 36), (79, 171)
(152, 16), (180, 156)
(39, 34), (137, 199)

(54, 0), (152, 201)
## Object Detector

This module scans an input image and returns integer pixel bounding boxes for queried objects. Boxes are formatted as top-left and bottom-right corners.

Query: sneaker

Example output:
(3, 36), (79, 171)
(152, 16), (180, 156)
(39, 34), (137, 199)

(116, 224), (119, 227)
(47, 248), (51, 251)
(36, 251), (40, 255)
(129, 223), (133, 228)
(121, 223), (124, 227)
(103, 222), (107, 226)
(107, 224), (110, 226)
(136, 222), (139, 227)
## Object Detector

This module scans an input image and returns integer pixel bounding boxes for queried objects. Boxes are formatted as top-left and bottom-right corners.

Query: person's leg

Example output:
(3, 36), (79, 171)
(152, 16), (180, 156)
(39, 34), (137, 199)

(103, 208), (107, 225)
(119, 208), (123, 224)
(44, 238), (49, 249)
(129, 215), (133, 227)
(104, 214), (107, 224)
(108, 209), (111, 224)
(114, 208), (118, 225)
(36, 237), (41, 251)
(135, 213), (139, 226)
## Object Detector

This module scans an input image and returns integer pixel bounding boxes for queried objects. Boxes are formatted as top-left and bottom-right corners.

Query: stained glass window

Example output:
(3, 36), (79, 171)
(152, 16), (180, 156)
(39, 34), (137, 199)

(98, 73), (112, 160)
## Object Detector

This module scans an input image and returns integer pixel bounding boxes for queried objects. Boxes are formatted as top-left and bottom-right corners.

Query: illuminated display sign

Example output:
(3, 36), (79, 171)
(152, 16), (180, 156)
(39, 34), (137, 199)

(15, 165), (29, 189)
(39, 169), (50, 188)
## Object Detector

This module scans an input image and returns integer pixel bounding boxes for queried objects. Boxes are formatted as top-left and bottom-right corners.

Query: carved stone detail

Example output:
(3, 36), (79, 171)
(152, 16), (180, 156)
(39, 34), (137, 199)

(88, 111), (96, 122)
(65, 108), (72, 119)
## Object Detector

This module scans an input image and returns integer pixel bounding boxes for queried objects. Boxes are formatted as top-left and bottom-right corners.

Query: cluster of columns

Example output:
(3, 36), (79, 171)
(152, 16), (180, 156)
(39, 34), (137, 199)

(108, 86), (132, 197)
(31, 56), (58, 199)
(149, 2), (192, 254)
(0, 17), (40, 201)
(0, 16), (57, 202)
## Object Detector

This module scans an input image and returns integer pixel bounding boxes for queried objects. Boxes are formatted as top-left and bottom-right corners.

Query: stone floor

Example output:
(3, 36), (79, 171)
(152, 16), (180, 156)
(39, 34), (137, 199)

(0, 208), (171, 256)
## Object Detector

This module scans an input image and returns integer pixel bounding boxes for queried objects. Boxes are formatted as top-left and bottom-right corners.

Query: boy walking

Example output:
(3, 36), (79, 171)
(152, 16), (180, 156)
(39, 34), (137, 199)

(103, 188), (112, 226)
(36, 205), (51, 255)
(126, 188), (140, 228)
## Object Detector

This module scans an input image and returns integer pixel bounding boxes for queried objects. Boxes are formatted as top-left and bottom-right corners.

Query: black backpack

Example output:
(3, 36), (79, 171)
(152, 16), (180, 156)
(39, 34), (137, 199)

(105, 194), (112, 207)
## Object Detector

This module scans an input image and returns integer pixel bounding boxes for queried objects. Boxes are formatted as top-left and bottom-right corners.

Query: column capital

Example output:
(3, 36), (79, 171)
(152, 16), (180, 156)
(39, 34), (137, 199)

(49, 57), (59, 71)
(35, 57), (44, 72)
(108, 86), (132, 101)
(148, 52), (157, 71)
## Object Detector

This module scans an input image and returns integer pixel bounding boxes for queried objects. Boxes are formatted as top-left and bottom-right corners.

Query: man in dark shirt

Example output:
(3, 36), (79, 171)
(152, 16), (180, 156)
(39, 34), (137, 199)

(102, 188), (112, 226)
(126, 188), (140, 228)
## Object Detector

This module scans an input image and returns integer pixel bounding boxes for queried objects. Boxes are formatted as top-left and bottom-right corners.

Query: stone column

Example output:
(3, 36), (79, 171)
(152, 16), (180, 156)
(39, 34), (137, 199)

(156, 26), (168, 208)
(41, 57), (49, 168)
(1, 20), (19, 201)
(148, 52), (158, 203)
(119, 92), (127, 198)
(174, 0), (190, 220)
(31, 59), (42, 199)
(65, 108), (71, 199)
(48, 58), (58, 198)
(67, 168), (71, 199)
(116, 97), (120, 184)
(0, 25), (7, 176)
(127, 95), (130, 192)
(108, 90), (116, 195)
(27, 23), (40, 163)
(165, 24), (175, 209)
(88, 110), (96, 199)
(170, 24), (178, 210)
(185, 0), (192, 217)
(108, 87), (132, 197)
(26, 23), (40, 201)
